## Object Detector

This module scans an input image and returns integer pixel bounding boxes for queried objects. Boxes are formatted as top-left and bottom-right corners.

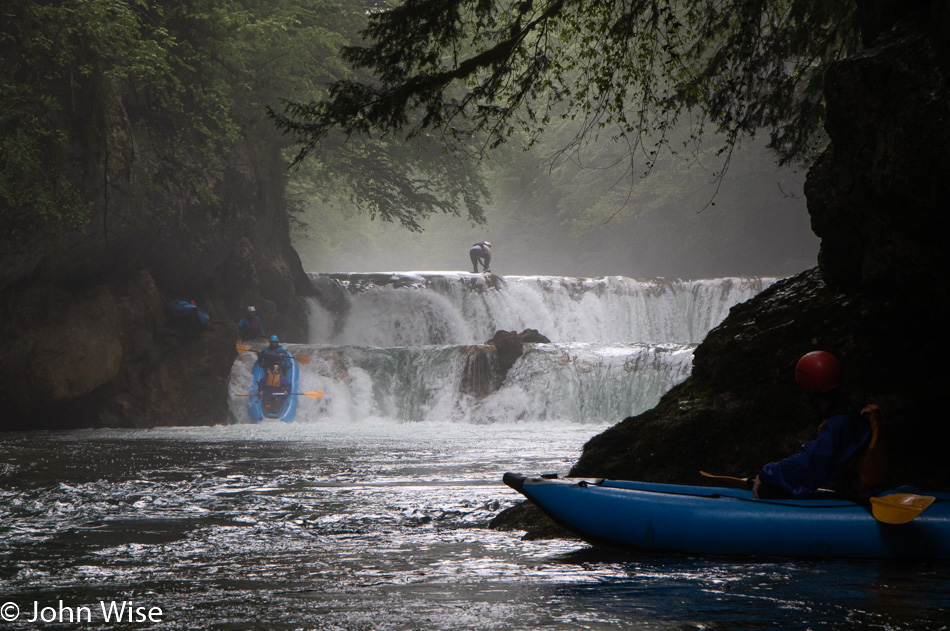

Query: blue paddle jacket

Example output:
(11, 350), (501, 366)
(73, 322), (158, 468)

(237, 315), (265, 338)
(259, 345), (291, 372)
(759, 410), (871, 498)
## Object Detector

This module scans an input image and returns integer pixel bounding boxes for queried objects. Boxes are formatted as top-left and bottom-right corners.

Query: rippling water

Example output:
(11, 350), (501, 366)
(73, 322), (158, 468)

(2, 421), (950, 630)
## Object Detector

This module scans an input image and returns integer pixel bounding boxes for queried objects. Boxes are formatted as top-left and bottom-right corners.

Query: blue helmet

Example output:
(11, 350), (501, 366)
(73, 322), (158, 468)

(269, 335), (279, 342)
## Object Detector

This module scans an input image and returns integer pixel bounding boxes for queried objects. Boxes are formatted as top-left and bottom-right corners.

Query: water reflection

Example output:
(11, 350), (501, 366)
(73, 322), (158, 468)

(2, 424), (950, 630)
(541, 551), (950, 630)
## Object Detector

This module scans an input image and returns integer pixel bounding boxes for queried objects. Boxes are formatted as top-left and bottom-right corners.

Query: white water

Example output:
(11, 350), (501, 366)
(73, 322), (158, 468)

(229, 274), (775, 425)
(230, 342), (696, 424)
(12, 273), (950, 630)
(307, 273), (776, 345)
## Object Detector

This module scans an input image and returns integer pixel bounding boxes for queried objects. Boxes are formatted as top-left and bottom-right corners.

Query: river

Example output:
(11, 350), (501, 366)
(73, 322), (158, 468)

(2, 274), (949, 629)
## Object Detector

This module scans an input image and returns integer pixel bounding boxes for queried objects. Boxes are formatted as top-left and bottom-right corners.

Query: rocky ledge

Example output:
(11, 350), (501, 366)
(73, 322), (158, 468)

(0, 139), (314, 430)
(459, 329), (552, 398)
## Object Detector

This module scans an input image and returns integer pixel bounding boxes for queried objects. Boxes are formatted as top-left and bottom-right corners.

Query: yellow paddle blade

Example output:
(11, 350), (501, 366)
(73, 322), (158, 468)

(236, 344), (250, 354)
(297, 391), (323, 399)
(870, 493), (936, 524)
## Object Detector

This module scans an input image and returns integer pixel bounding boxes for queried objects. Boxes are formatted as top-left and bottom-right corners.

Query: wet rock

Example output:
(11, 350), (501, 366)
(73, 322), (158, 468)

(0, 269), (239, 429)
(518, 328), (551, 344)
(488, 501), (578, 541)
(487, 329), (551, 373)
(486, 330), (526, 375)
(459, 329), (552, 398)
(0, 138), (313, 429)
(459, 344), (499, 399)
(0, 283), (123, 412)
(806, 9), (950, 313)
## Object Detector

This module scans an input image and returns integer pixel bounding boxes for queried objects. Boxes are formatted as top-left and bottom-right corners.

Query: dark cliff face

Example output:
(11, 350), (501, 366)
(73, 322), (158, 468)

(567, 4), (950, 491)
(0, 137), (314, 430)
(570, 269), (950, 490)
(806, 10), (950, 308)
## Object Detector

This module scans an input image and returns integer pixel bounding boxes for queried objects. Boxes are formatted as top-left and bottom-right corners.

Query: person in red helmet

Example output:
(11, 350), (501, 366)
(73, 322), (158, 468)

(752, 350), (889, 499)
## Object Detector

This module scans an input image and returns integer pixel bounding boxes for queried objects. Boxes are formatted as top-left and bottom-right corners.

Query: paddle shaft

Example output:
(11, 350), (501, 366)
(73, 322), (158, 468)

(700, 471), (752, 490)
(237, 391), (323, 398)
(236, 344), (310, 364)
(700, 471), (936, 523)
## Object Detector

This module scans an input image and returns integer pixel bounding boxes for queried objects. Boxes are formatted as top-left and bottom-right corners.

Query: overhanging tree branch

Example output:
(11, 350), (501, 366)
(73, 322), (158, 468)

(273, 0), (863, 169)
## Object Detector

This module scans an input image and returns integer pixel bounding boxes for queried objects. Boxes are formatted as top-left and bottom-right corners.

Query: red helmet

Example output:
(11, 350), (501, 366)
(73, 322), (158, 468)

(795, 351), (843, 393)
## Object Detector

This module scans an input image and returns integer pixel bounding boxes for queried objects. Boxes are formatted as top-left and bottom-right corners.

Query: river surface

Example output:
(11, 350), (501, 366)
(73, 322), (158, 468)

(2, 421), (950, 630)
(5, 274), (950, 629)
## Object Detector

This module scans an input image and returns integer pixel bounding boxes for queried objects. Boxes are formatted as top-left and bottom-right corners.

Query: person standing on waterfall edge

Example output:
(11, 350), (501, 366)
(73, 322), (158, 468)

(470, 242), (491, 273)
(752, 350), (890, 500)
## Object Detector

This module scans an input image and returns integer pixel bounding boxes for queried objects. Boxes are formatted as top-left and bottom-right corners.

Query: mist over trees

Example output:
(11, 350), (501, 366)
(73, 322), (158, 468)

(294, 129), (817, 278)
(289, 131), (815, 278)
(276, 0), (865, 277)
(3, 0), (821, 280)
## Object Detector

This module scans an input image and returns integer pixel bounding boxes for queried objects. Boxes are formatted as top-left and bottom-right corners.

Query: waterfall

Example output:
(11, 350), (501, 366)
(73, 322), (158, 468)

(230, 273), (776, 424)
(307, 273), (776, 345)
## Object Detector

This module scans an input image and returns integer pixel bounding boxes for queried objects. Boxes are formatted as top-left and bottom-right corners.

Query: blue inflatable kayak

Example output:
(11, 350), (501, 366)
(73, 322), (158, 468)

(503, 473), (950, 559)
(247, 354), (300, 423)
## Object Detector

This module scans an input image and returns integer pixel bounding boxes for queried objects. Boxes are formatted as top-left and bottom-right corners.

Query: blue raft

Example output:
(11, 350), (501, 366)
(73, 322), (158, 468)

(247, 354), (300, 423)
(503, 473), (950, 559)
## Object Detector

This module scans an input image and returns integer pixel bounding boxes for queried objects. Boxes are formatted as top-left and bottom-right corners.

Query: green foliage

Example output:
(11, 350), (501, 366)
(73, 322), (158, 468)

(274, 0), (862, 170)
(1, 0), (373, 246)
(288, 130), (487, 232)
(271, 2), (491, 229)
(1, 0), (174, 242)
